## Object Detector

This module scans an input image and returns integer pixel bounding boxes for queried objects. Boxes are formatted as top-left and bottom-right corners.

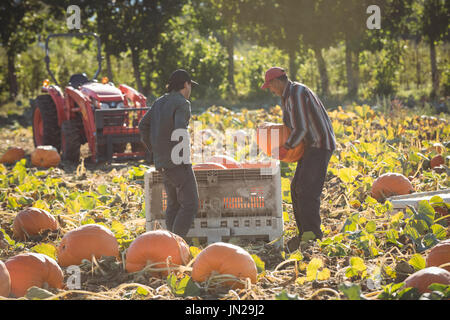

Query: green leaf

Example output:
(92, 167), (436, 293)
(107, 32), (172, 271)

(339, 283), (367, 300)
(337, 167), (360, 184)
(111, 220), (126, 239)
(31, 243), (57, 260)
(78, 195), (96, 210)
(431, 224), (447, 240)
(251, 254), (266, 273)
(136, 286), (149, 296)
(167, 274), (201, 297)
(408, 254), (426, 271)
(365, 220), (377, 233)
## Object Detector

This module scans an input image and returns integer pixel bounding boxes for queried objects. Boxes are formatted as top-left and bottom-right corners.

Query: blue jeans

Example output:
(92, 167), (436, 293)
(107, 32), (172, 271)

(290, 147), (333, 240)
(161, 164), (199, 239)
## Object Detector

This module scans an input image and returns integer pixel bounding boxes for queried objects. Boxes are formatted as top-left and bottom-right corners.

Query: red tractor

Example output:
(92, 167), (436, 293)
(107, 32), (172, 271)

(31, 32), (150, 163)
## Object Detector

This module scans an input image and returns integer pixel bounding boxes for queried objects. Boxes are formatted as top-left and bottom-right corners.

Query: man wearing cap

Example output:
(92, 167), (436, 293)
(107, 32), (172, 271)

(261, 67), (336, 250)
(138, 69), (200, 239)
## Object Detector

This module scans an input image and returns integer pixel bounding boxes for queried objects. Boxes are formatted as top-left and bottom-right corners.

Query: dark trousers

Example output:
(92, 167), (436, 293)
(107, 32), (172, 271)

(290, 147), (333, 240)
(161, 164), (199, 239)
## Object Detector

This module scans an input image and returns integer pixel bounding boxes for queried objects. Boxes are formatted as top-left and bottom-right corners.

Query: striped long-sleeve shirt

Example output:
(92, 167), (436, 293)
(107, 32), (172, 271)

(281, 80), (336, 151)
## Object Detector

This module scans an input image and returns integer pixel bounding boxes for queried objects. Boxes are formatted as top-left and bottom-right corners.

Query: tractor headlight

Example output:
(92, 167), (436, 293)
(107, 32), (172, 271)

(117, 102), (125, 109)
(100, 102), (110, 109)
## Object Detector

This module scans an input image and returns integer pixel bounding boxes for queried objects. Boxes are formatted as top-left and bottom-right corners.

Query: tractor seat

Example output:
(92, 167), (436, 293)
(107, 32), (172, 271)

(69, 73), (90, 88)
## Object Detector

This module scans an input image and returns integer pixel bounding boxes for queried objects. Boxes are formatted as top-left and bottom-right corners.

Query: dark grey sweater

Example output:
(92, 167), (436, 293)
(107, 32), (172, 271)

(138, 91), (191, 170)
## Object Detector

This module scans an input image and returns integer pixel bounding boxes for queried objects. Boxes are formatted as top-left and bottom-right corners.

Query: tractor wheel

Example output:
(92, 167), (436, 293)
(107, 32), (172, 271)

(32, 95), (61, 151)
(61, 118), (83, 163)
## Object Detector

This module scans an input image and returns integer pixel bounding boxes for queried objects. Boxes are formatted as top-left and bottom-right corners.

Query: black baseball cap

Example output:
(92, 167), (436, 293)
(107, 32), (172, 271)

(168, 69), (199, 88)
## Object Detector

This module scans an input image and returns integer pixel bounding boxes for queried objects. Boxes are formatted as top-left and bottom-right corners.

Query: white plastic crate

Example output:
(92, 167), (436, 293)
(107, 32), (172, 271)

(144, 162), (283, 244)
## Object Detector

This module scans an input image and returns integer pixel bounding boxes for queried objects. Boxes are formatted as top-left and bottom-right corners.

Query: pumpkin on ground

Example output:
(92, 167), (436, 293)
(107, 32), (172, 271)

(0, 260), (11, 297)
(12, 207), (59, 241)
(256, 122), (304, 163)
(370, 172), (414, 202)
(206, 155), (242, 169)
(193, 162), (227, 170)
(404, 266), (450, 293)
(426, 239), (450, 272)
(4, 252), (64, 297)
(57, 224), (119, 267)
(125, 230), (190, 276)
(191, 242), (257, 289)
(31, 145), (60, 168)
(430, 155), (444, 169)
(0, 147), (25, 164)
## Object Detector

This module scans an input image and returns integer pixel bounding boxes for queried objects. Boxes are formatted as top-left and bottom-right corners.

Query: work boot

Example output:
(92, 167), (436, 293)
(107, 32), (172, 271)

(286, 235), (300, 253)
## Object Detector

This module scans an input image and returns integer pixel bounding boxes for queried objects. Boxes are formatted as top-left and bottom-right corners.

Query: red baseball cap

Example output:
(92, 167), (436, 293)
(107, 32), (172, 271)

(261, 67), (286, 89)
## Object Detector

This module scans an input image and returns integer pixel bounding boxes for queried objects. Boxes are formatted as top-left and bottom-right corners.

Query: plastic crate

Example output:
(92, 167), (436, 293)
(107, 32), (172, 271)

(144, 162), (283, 244)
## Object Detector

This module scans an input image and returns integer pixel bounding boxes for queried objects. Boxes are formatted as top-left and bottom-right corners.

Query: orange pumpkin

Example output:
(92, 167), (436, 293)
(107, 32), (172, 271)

(4, 252), (64, 297)
(404, 266), (450, 293)
(13, 207), (59, 241)
(370, 172), (414, 202)
(191, 242), (257, 289)
(240, 161), (275, 169)
(426, 239), (450, 272)
(31, 145), (60, 168)
(0, 260), (11, 297)
(0, 147), (25, 164)
(256, 122), (304, 163)
(430, 155), (444, 169)
(125, 230), (190, 276)
(206, 155), (242, 169)
(193, 162), (227, 170)
(57, 224), (119, 267)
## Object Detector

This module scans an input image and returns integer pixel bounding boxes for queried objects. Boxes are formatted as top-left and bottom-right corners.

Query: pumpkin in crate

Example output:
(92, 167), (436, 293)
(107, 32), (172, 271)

(206, 155), (242, 169)
(404, 266), (450, 293)
(125, 230), (190, 276)
(4, 252), (64, 297)
(193, 162), (227, 170)
(31, 145), (60, 168)
(426, 239), (450, 271)
(0, 260), (11, 297)
(370, 172), (414, 202)
(13, 207), (59, 241)
(0, 147), (25, 164)
(57, 224), (119, 267)
(256, 122), (304, 163)
(191, 242), (257, 289)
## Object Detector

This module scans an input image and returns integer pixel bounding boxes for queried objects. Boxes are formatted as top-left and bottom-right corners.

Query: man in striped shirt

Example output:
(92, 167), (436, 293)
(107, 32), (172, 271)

(261, 67), (336, 251)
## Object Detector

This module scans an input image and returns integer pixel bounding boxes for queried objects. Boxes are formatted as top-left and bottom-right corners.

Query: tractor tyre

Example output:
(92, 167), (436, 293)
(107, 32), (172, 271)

(61, 118), (83, 163)
(32, 95), (61, 151)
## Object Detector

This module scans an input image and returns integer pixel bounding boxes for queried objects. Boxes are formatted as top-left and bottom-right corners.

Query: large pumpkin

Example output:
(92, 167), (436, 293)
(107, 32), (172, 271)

(0, 260), (11, 297)
(13, 207), (59, 241)
(206, 155), (242, 169)
(4, 252), (64, 297)
(404, 266), (450, 293)
(193, 162), (227, 170)
(31, 145), (60, 168)
(256, 123), (304, 163)
(370, 172), (414, 202)
(0, 147), (25, 164)
(426, 239), (450, 272)
(191, 242), (257, 289)
(125, 230), (190, 276)
(57, 224), (119, 267)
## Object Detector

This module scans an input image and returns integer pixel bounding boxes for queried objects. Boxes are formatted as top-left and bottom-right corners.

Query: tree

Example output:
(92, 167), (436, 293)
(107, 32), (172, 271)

(191, 0), (252, 95)
(0, 0), (45, 100)
(420, 0), (448, 97)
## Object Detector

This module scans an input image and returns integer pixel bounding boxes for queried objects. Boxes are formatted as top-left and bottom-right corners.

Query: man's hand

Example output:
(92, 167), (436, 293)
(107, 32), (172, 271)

(272, 144), (289, 159)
